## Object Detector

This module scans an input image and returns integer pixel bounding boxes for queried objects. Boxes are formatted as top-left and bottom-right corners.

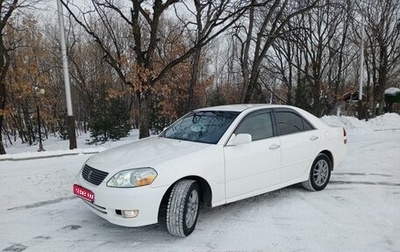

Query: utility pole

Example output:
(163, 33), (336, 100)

(358, 15), (365, 120)
(57, 0), (77, 149)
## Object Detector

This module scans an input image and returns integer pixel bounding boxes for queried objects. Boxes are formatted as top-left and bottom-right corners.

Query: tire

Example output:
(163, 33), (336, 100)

(302, 153), (331, 191)
(166, 180), (200, 237)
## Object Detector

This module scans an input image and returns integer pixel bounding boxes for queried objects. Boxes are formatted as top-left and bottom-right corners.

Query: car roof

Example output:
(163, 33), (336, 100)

(193, 104), (330, 130)
(194, 104), (279, 112)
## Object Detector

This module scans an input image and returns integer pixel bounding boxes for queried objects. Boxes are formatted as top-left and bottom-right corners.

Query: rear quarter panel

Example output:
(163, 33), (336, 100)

(320, 126), (347, 170)
(291, 106), (347, 170)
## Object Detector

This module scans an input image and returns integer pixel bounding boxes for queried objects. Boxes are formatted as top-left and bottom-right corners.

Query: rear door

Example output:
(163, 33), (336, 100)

(274, 109), (321, 183)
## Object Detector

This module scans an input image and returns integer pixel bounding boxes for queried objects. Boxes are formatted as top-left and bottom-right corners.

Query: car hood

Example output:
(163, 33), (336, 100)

(86, 136), (210, 173)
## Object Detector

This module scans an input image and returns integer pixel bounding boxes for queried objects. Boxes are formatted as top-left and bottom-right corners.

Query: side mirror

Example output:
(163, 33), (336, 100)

(227, 133), (252, 146)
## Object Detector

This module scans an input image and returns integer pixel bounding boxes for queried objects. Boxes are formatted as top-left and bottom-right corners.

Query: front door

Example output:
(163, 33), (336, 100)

(224, 110), (282, 202)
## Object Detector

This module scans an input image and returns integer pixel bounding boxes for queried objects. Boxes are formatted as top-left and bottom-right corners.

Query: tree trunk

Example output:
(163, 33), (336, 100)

(0, 39), (9, 154)
(138, 94), (150, 138)
(0, 117), (6, 154)
(0, 77), (5, 154)
(68, 115), (77, 149)
(188, 48), (201, 111)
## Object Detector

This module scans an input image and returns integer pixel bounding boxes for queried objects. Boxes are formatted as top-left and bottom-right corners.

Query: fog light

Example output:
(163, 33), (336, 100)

(121, 210), (139, 218)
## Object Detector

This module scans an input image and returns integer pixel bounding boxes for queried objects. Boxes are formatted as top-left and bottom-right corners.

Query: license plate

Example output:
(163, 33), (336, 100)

(73, 184), (95, 202)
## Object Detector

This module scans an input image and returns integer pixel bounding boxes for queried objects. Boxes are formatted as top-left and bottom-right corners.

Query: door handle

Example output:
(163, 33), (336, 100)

(310, 135), (319, 141)
(269, 144), (280, 150)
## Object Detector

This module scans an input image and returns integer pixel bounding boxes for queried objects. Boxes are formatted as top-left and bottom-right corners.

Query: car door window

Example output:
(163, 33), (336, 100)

(235, 112), (273, 141)
(275, 111), (314, 135)
(303, 119), (314, 131)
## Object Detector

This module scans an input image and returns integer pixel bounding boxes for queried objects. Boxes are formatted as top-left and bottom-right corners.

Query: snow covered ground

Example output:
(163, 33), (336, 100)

(1, 114), (400, 252)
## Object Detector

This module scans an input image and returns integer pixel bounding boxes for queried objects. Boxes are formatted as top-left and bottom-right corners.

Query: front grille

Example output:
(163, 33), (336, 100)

(82, 164), (109, 186)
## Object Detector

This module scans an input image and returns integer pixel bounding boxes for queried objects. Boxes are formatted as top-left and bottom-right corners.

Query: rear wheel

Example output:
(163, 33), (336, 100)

(303, 153), (331, 191)
(166, 180), (200, 237)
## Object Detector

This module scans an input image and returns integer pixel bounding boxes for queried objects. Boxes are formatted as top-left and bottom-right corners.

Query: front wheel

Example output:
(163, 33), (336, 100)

(166, 180), (200, 237)
(302, 153), (331, 191)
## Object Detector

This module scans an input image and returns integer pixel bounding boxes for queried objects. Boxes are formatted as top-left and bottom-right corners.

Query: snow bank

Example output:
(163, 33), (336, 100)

(321, 113), (400, 132)
(384, 87), (400, 95)
(1, 130), (139, 161)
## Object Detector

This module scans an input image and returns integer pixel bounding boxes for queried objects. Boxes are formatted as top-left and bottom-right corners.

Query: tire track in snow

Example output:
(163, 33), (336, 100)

(7, 196), (76, 211)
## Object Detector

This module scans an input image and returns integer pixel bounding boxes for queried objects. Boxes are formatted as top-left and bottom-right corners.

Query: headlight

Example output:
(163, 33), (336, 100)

(106, 168), (158, 188)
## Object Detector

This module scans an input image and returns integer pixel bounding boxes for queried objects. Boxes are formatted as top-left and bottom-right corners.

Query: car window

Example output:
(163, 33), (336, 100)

(235, 112), (273, 141)
(275, 111), (313, 135)
(303, 119), (314, 131)
(160, 111), (239, 144)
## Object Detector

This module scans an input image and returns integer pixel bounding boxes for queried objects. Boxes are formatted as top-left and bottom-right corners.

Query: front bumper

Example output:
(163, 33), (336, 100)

(75, 175), (167, 227)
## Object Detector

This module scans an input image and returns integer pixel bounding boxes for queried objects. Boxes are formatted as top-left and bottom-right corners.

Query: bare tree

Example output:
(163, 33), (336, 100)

(0, 0), (41, 154)
(61, 0), (252, 138)
(293, 0), (352, 115)
(324, 0), (354, 115)
(174, 0), (220, 110)
(231, 0), (322, 104)
(360, 0), (400, 116)
(260, 0), (354, 116)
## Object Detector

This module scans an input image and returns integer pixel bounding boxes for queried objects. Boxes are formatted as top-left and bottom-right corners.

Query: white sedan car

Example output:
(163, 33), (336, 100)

(73, 104), (347, 237)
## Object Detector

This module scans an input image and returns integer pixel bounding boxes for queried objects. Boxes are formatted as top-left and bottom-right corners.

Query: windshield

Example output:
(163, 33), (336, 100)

(160, 111), (239, 144)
